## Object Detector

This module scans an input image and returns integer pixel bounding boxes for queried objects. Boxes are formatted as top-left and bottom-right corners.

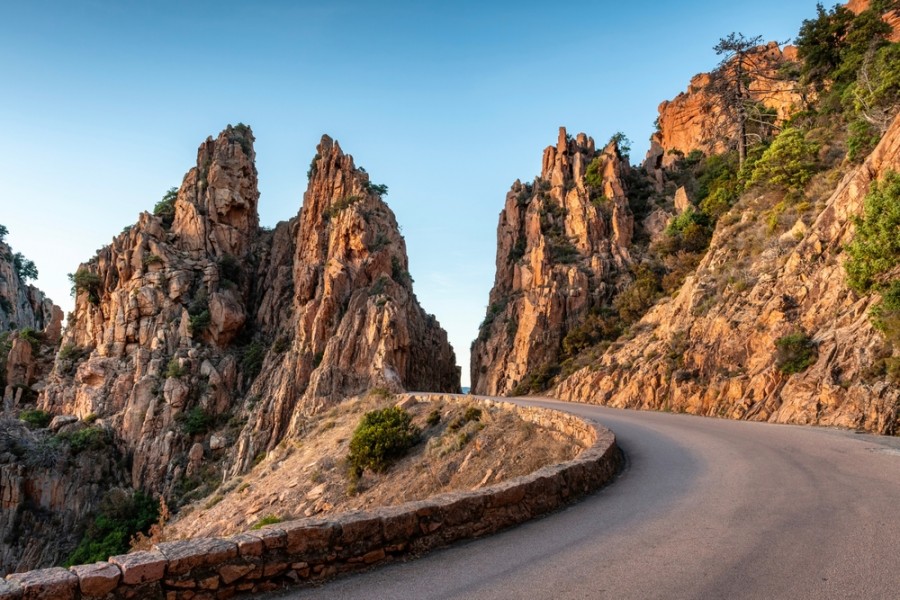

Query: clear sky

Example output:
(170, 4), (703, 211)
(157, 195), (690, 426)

(1, 0), (820, 386)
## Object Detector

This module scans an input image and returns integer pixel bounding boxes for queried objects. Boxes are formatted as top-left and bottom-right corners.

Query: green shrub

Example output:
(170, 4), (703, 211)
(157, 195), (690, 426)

(20, 409), (52, 429)
(166, 359), (187, 379)
(251, 514), (283, 530)
(187, 290), (210, 335)
(347, 407), (420, 476)
(775, 332), (818, 374)
(844, 43), (900, 131)
(61, 427), (108, 454)
(0, 224), (7, 242)
(324, 195), (361, 220)
(391, 256), (413, 285)
(847, 119), (881, 163)
(307, 153), (321, 180)
(69, 269), (102, 304)
(365, 182), (389, 196)
(12, 253), (38, 282)
(241, 341), (266, 381)
(477, 300), (508, 340)
(426, 409), (441, 427)
(228, 123), (253, 157)
(845, 172), (900, 293)
(561, 308), (623, 359)
(179, 407), (213, 436)
(614, 264), (664, 324)
(749, 128), (820, 194)
(189, 311), (210, 335)
(142, 254), (164, 267)
(65, 490), (159, 566)
(218, 254), (241, 286)
(871, 280), (900, 345)
(511, 363), (561, 396)
(153, 187), (178, 227)
(272, 337), (290, 353)
(368, 386), (394, 400)
(19, 327), (43, 353)
(447, 406), (484, 432)
(584, 156), (604, 191)
(609, 131), (632, 159)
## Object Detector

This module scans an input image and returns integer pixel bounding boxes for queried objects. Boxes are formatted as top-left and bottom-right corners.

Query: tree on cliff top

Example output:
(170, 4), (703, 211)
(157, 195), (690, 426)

(704, 33), (794, 166)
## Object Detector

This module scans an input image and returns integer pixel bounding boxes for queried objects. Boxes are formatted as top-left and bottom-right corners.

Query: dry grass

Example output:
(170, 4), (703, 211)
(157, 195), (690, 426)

(163, 394), (580, 540)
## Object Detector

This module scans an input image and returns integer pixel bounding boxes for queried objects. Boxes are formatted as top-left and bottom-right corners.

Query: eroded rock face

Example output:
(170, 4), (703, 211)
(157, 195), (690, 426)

(650, 42), (803, 168)
(0, 418), (126, 575)
(40, 126), (261, 497)
(36, 126), (458, 502)
(0, 239), (62, 409)
(847, 0), (900, 41)
(232, 135), (459, 471)
(470, 128), (633, 395)
(556, 112), (900, 435)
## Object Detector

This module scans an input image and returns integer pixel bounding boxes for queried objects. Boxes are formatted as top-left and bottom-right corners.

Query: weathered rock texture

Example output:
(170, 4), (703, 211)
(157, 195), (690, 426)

(18, 125), (458, 568)
(556, 112), (900, 435)
(470, 128), (633, 395)
(0, 418), (126, 575)
(40, 125), (264, 498)
(0, 240), (63, 408)
(232, 136), (459, 471)
(648, 42), (803, 169)
(847, 0), (900, 41)
(1, 394), (620, 600)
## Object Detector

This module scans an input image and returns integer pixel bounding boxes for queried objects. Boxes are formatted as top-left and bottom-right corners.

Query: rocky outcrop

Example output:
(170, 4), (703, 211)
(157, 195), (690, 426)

(556, 112), (900, 435)
(232, 135), (459, 471)
(649, 42), (803, 168)
(0, 418), (126, 575)
(0, 238), (62, 409)
(36, 125), (458, 505)
(0, 243), (60, 338)
(39, 125), (262, 498)
(470, 128), (633, 396)
(847, 0), (900, 41)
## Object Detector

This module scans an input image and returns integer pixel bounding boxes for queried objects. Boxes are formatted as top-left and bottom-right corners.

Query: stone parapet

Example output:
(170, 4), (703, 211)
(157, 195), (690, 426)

(1, 394), (620, 600)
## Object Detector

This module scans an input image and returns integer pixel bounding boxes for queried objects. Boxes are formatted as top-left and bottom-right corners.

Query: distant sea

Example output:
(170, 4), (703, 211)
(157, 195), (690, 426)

(461, 387), (470, 394)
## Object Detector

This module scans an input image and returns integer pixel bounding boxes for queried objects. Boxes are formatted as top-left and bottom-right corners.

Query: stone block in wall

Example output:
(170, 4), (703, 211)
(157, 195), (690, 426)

(226, 533), (264, 558)
(432, 491), (487, 528)
(6, 567), (78, 600)
(110, 550), (167, 585)
(333, 511), (384, 558)
(0, 579), (22, 600)
(69, 561), (121, 597)
(282, 518), (339, 560)
(155, 538), (238, 576)
(377, 504), (420, 546)
(252, 527), (287, 551)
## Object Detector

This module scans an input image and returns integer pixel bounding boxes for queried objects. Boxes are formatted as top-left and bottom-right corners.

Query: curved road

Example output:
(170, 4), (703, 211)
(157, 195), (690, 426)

(272, 398), (900, 599)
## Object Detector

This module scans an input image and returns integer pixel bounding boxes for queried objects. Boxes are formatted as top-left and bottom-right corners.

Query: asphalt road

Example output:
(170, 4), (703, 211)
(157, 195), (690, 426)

(271, 398), (900, 599)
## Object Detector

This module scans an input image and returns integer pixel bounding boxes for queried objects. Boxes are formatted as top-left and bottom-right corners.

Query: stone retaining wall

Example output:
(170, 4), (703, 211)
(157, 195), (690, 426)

(1, 394), (621, 600)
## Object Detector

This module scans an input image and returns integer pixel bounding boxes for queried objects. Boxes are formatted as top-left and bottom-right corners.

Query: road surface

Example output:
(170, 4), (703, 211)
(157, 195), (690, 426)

(270, 398), (900, 599)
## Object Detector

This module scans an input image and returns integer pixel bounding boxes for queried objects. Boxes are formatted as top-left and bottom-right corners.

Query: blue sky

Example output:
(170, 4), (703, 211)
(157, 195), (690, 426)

(1, 1), (820, 386)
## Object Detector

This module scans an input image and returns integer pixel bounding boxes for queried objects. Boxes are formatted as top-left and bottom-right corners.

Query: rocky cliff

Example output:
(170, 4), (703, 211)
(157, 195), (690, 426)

(647, 42), (803, 169)
(0, 237), (63, 408)
(847, 0), (900, 41)
(231, 135), (460, 471)
(0, 417), (126, 574)
(556, 111), (900, 434)
(36, 125), (458, 501)
(470, 128), (634, 396)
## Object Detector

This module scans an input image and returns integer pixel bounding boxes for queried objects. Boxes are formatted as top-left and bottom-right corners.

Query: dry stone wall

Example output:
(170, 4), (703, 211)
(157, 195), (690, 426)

(0, 395), (620, 600)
